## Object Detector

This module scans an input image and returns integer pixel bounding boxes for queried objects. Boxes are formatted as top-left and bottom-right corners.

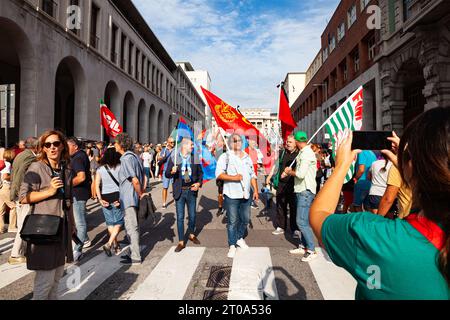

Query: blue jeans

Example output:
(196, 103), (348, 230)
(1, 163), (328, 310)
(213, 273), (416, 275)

(296, 190), (316, 251)
(72, 199), (88, 252)
(102, 205), (124, 227)
(175, 189), (197, 242)
(224, 194), (252, 246)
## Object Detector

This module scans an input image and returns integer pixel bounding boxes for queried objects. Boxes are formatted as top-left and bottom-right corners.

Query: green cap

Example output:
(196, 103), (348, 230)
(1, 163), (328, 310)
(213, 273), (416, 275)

(294, 131), (308, 142)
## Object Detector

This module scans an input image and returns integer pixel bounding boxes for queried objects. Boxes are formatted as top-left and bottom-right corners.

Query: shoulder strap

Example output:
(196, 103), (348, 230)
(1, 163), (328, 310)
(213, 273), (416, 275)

(406, 214), (445, 251)
(105, 165), (120, 187)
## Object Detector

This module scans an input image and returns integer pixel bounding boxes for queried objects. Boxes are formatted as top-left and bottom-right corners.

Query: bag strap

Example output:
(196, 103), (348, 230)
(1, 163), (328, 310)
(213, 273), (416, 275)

(105, 165), (120, 187)
(406, 213), (445, 251)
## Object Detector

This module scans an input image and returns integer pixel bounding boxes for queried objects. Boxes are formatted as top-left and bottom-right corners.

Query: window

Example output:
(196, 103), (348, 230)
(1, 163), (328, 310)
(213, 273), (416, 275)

(329, 35), (336, 52)
(135, 49), (140, 80)
(403, 0), (413, 21)
(353, 49), (360, 73)
(368, 36), (376, 60)
(128, 42), (133, 76)
(90, 3), (100, 49)
(343, 62), (348, 81)
(323, 47), (329, 61)
(347, 4), (356, 27)
(41, 0), (57, 18)
(120, 34), (126, 70)
(69, 0), (80, 35)
(360, 0), (370, 12)
(337, 22), (345, 42)
(110, 24), (118, 63)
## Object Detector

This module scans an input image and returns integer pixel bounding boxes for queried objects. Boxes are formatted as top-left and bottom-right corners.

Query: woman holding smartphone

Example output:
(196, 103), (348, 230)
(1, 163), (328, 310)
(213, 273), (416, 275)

(310, 107), (450, 299)
(19, 130), (75, 300)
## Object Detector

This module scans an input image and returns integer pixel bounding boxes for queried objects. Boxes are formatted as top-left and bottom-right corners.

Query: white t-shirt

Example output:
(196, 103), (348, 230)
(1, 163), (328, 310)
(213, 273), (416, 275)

(141, 152), (153, 168)
(369, 160), (392, 196)
(1, 161), (11, 184)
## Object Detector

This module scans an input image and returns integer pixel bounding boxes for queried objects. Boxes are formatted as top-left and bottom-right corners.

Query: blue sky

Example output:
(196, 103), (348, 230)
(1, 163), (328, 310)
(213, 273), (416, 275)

(132, 0), (340, 110)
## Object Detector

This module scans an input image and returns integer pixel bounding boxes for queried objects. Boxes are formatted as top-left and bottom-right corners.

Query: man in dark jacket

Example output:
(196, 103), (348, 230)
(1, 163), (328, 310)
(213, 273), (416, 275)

(165, 137), (203, 253)
(8, 137), (38, 265)
(269, 135), (300, 237)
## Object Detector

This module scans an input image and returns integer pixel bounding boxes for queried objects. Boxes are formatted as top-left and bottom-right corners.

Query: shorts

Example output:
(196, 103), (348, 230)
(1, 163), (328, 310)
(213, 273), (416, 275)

(353, 180), (371, 207)
(216, 179), (224, 194)
(367, 195), (382, 210)
(162, 174), (173, 189)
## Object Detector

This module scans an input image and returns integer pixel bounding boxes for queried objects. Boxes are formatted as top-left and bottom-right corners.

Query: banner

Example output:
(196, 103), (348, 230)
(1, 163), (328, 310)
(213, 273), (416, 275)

(324, 86), (363, 183)
(201, 87), (273, 173)
(100, 101), (122, 138)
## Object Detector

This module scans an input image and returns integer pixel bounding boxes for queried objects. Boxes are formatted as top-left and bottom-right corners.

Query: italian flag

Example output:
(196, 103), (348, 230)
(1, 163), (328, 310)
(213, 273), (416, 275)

(324, 86), (363, 183)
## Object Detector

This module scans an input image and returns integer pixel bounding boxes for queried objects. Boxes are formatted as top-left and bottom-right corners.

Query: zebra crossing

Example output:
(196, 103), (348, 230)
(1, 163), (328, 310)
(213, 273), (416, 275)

(0, 242), (357, 300)
(0, 237), (14, 255)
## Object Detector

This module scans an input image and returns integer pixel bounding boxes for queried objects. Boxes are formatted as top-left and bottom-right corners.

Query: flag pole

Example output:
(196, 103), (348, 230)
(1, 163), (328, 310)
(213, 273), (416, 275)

(100, 99), (104, 142)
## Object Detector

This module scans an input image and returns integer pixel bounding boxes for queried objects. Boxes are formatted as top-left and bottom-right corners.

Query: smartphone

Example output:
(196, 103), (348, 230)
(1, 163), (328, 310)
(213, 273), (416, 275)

(351, 131), (392, 150)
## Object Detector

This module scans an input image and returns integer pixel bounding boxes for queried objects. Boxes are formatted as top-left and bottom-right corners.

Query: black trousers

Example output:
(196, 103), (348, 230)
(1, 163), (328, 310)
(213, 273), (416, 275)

(275, 190), (298, 232)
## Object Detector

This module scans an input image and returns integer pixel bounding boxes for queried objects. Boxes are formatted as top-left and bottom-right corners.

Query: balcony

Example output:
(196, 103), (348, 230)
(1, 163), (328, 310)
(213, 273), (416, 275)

(90, 35), (100, 49)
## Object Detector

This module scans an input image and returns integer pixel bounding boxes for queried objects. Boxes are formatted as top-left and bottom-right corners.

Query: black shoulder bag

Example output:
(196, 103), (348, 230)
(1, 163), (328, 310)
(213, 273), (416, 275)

(20, 162), (68, 245)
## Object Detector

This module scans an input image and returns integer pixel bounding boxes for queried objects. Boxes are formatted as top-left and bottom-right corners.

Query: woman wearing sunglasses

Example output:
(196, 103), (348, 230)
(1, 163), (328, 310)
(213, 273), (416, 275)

(19, 130), (75, 300)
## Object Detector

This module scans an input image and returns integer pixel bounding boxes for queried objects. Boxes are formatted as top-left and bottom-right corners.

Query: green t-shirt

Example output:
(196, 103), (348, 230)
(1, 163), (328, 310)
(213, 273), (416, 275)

(321, 212), (449, 300)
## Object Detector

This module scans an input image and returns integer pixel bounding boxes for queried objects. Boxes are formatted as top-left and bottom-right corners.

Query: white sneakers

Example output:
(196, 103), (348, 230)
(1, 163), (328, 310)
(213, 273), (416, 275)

(289, 245), (306, 255)
(236, 238), (249, 250)
(301, 250), (318, 262)
(73, 250), (83, 262)
(272, 228), (284, 235)
(227, 245), (237, 258)
(228, 239), (250, 258)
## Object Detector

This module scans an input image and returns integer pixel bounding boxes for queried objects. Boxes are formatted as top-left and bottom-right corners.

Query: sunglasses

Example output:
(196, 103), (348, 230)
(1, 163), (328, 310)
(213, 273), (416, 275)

(44, 141), (62, 148)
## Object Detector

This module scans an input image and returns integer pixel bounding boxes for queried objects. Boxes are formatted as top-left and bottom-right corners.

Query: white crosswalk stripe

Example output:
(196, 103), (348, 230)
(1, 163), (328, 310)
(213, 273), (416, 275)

(0, 244), (356, 300)
(130, 246), (205, 300)
(308, 248), (356, 300)
(0, 237), (15, 254)
(228, 247), (278, 300)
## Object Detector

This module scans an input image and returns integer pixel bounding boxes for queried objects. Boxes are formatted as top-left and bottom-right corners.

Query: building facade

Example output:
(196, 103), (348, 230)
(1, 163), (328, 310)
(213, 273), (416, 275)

(283, 73), (306, 107)
(239, 108), (281, 145)
(0, 0), (205, 146)
(177, 62), (212, 127)
(377, 0), (450, 135)
(292, 0), (381, 142)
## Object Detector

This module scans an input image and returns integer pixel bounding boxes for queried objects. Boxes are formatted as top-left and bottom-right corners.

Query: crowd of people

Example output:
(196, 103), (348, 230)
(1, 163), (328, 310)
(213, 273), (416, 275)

(0, 106), (448, 300)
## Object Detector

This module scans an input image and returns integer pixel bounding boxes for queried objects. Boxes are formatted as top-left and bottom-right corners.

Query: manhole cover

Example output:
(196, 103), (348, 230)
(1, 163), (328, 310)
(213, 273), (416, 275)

(206, 266), (231, 288)
(203, 290), (228, 300)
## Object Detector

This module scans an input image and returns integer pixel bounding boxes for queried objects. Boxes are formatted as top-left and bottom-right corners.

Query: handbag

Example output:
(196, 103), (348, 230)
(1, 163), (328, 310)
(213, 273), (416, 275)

(20, 161), (68, 245)
(20, 214), (62, 245)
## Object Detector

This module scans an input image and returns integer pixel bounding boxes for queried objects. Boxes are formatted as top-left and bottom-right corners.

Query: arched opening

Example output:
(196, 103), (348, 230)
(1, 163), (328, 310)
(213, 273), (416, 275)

(149, 104), (156, 143)
(399, 59), (425, 127)
(103, 81), (120, 143)
(123, 91), (135, 136)
(138, 99), (148, 143)
(0, 18), (34, 147)
(54, 56), (86, 137)
(157, 109), (164, 143)
(54, 61), (75, 136)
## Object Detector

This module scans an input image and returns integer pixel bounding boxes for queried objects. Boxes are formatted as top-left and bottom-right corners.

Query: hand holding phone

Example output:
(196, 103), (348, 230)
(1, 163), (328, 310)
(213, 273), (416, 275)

(351, 131), (392, 150)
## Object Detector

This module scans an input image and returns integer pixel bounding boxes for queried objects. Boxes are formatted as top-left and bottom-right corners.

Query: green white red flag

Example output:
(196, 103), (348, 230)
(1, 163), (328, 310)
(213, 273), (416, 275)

(324, 86), (363, 183)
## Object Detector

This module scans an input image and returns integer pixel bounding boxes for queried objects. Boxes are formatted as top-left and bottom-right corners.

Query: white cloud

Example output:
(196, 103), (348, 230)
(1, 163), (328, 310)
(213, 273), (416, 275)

(132, 0), (339, 110)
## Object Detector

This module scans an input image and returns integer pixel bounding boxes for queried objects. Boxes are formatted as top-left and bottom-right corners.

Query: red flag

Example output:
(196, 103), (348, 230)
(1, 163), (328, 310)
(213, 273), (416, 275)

(201, 87), (272, 173)
(279, 87), (297, 141)
(100, 102), (123, 138)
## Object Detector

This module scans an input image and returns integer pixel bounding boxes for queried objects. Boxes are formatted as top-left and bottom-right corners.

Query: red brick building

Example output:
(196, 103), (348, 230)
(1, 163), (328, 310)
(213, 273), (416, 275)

(292, 0), (380, 142)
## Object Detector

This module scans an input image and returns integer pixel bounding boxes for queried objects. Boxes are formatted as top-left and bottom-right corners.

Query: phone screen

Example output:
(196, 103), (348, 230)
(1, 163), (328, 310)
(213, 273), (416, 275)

(351, 131), (392, 150)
